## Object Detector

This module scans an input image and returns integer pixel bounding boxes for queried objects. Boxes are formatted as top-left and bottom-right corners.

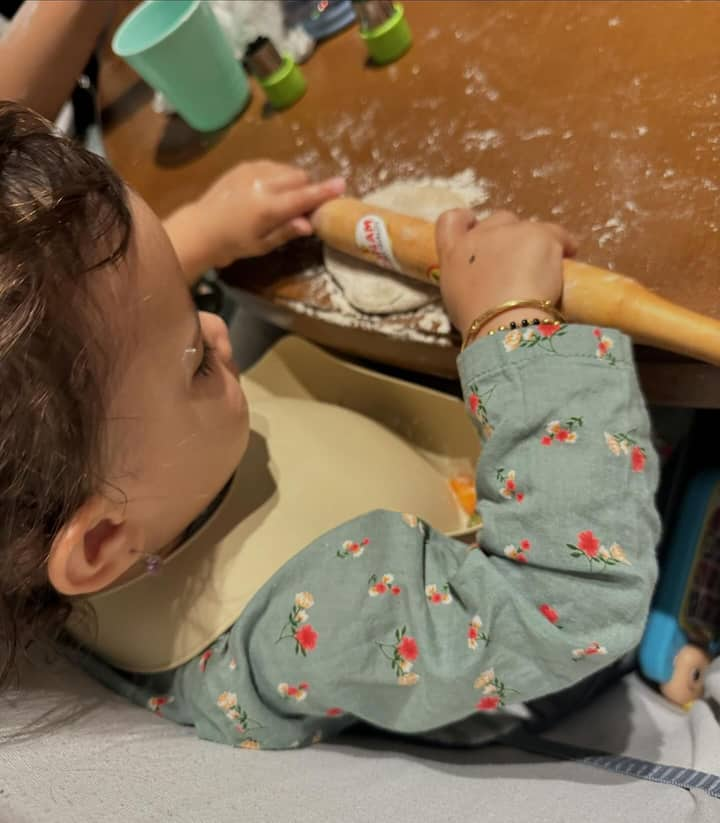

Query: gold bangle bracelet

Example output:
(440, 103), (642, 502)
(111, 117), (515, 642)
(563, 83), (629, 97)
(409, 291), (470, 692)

(461, 299), (566, 351)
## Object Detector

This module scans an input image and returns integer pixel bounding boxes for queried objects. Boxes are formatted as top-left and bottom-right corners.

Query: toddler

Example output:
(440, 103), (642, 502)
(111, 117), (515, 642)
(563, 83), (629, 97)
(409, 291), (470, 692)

(0, 103), (660, 749)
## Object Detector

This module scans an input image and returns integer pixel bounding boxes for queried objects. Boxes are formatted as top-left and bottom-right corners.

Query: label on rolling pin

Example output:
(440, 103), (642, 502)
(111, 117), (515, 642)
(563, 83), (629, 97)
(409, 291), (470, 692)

(355, 214), (401, 272)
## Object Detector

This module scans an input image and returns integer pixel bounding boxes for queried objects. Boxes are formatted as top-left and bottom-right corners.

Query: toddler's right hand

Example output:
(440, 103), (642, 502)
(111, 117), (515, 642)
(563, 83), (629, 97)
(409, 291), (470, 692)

(435, 210), (578, 338)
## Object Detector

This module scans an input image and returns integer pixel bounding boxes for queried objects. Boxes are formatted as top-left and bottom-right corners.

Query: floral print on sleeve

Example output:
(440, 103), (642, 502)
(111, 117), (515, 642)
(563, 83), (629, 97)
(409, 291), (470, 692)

(216, 691), (263, 745)
(540, 417), (583, 446)
(593, 328), (616, 364)
(337, 537), (370, 559)
(198, 649), (213, 672)
(276, 593), (319, 655)
(538, 603), (563, 628)
(147, 695), (174, 715)
(425, 583), (453, 605)
(566, 531), (632, 570)
(505, 323), (567, 354)
(504, 539), (532, 564)
(368, 573), (402, 597)
(474, 668), (518, 710)
(572, 641), (608, 661)
(496, 468), (524, 502)
(277, 681), (309, 702)
(467, 614), (489, 649)
(466, 383), (495, 440)
(604, 432), (647, 472)
(376, 626), (420, 686)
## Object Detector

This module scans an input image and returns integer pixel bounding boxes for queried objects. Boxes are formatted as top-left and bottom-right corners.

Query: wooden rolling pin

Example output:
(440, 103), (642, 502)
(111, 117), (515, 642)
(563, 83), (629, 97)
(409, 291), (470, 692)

(312, 197), (720, 366)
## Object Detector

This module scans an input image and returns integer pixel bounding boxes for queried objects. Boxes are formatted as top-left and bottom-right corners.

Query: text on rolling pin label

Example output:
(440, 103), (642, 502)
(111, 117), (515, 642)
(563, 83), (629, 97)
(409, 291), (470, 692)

(355, 214), (401, 272)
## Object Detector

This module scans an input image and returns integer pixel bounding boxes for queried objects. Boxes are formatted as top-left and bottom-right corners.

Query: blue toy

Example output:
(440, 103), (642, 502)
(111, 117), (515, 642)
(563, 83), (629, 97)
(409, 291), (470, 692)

(640, 470), (720, 707)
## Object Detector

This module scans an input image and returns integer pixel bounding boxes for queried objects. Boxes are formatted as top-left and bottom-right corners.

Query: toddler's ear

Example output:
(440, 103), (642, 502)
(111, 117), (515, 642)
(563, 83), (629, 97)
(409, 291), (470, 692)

(48, 495), (145, 596)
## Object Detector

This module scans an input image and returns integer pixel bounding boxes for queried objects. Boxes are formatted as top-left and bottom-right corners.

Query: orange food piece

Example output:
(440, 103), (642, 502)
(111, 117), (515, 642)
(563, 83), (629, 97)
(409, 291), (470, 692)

(450, 475), (477, 516)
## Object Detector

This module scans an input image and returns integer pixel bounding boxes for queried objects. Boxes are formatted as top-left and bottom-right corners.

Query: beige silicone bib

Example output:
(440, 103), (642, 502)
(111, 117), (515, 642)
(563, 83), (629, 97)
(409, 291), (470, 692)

(68, 337), (479, 672)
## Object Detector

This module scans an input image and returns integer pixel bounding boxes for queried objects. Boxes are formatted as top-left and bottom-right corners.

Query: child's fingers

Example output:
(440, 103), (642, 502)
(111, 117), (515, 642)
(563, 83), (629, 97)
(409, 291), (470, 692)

(533, 222), (579, 257)
(260, 218), (313, 252)
(290, 216), (313, 234)
(270, 177), (346, 224)
(474, 210), (519, 231)
(266, 167), (310, 192)
(435, 208), (477, 253)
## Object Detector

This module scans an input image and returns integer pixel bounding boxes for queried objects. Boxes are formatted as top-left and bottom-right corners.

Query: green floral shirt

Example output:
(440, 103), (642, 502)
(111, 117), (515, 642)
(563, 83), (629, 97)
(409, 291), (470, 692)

(83, 325), (660, 750)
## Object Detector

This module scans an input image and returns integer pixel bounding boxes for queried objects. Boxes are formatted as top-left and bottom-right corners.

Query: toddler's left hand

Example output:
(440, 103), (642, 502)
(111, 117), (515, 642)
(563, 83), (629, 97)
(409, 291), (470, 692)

(194, 161), (346, 266)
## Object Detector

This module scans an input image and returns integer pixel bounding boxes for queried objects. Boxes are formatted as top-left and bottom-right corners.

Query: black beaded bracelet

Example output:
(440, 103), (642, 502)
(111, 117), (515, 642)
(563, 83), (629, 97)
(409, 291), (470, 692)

(487, 318), (562, 336)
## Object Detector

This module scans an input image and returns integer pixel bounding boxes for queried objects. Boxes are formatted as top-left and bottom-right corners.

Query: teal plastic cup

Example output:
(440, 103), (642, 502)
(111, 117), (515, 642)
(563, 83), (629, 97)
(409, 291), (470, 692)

(112, 0), (250, 132)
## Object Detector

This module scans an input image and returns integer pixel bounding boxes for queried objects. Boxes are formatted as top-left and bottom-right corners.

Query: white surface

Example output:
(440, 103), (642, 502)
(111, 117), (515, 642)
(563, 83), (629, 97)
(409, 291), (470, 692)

(1, 656), (718, 823)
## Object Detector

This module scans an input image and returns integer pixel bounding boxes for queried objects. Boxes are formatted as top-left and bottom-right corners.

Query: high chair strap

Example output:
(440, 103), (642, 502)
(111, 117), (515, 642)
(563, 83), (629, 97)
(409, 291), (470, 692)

(501, 729), (720, 800)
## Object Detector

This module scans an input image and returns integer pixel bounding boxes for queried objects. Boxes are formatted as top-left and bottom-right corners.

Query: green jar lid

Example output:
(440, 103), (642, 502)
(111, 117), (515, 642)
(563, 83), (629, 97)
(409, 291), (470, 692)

(360, 3), (412, 65)
(260, 55), (307, 109)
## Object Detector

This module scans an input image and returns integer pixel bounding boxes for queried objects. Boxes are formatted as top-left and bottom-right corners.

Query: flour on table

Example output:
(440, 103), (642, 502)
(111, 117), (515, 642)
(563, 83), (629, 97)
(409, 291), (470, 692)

(285, 272), (453, 345)
(324, 174), (490, 315)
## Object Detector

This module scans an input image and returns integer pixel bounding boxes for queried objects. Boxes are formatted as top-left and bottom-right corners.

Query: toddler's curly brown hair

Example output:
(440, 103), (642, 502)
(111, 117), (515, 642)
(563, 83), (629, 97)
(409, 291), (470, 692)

(0, 102), (131, 685)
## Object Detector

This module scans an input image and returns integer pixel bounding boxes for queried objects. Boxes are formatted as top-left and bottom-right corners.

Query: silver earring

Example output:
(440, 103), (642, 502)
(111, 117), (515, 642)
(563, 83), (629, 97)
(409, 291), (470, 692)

(131, 550), (163, 575)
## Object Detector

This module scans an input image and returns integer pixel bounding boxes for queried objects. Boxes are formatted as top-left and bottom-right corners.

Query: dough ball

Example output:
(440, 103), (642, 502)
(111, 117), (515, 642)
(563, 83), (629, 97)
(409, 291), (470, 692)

(324, 181), (471, 315)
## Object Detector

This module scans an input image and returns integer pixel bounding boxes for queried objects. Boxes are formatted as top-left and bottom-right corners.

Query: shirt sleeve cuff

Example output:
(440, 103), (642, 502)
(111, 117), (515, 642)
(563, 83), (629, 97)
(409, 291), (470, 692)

(458, 323), (635, 393)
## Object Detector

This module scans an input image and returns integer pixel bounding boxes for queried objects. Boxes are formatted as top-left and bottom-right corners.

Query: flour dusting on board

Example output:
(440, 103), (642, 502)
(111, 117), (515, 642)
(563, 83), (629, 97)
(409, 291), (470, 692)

(285, 271), (453, 345)
(462, 129), (503, 152)
(375, 170), (492, 210)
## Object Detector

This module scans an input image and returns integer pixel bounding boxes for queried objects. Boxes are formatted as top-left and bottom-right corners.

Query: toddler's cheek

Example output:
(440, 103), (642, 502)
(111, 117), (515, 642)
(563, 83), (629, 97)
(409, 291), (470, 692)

(227, 381), (250, 453)
(227, 376), (247, 419)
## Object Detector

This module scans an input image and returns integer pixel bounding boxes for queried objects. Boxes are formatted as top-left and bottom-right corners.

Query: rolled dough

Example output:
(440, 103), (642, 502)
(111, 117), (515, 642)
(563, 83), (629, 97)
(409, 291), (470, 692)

(324, 181), (472, 315)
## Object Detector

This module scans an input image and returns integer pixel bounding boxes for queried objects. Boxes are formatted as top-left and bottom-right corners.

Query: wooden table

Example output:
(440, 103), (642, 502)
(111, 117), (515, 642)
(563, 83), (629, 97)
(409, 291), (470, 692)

(102, 0), (720, 406)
